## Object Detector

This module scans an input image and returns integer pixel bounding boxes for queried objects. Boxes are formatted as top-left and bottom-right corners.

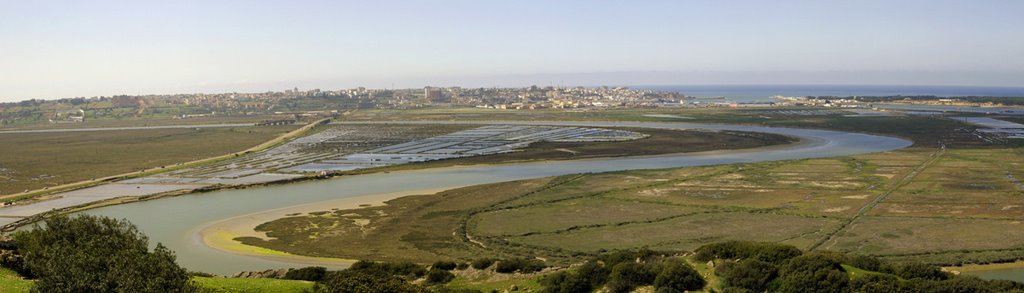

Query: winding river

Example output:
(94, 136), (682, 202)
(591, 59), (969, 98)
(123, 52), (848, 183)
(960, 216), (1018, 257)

(79, 121), (912, 275)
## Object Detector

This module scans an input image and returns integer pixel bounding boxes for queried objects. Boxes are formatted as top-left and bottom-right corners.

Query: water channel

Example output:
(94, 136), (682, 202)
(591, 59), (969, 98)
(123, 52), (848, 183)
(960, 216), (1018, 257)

(80, 121), (913, 275)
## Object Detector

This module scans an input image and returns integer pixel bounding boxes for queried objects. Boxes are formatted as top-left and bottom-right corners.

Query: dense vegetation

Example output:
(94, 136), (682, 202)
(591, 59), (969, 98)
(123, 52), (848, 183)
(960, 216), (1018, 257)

(695, 241), (1024, 293)
(541, 249), (704, 293)
(4, 215), (194, 292)
(2, 218), (1022, 293)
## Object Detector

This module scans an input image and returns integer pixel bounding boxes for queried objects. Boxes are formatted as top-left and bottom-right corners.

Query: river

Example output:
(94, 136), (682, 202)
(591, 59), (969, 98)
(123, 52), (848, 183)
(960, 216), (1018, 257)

(78, 121), (912, 275)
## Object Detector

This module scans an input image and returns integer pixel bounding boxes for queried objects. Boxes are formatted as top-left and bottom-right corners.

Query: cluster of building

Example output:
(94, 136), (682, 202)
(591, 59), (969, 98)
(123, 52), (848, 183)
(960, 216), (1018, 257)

(3, 86), (690, 125)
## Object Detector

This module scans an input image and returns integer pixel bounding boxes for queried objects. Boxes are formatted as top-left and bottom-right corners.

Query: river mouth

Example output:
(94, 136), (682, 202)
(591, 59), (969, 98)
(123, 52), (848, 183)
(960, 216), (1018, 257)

(79, 121), (912, 275)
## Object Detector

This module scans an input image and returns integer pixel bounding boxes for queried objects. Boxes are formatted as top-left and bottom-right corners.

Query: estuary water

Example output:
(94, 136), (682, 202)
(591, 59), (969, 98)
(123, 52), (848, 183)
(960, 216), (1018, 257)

(80, 121), (912, 275)
(965, 268), (1024, 283)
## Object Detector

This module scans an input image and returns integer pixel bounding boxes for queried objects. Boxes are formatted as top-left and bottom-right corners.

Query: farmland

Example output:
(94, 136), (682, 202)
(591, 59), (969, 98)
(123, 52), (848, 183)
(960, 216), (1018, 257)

(0, 125), (298, 195)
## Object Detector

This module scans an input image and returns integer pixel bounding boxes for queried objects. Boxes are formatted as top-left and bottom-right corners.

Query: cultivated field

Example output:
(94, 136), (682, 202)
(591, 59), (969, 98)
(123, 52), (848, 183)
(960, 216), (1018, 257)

(0, 125), (297, 195)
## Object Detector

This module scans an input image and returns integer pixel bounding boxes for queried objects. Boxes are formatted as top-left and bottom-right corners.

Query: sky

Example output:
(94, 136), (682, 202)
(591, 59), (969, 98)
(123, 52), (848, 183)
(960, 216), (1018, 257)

(1, 0), (1023, 101)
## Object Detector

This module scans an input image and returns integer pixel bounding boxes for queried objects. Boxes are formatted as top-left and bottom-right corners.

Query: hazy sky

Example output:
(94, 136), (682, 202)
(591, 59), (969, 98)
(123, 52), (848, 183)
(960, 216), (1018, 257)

(2, 0), (1023, 101)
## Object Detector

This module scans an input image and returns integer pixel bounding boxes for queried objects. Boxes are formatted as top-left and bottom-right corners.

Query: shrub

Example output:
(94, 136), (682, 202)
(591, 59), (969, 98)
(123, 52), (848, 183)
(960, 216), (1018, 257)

(653, 259), (705, 292)
(716, 259), (777, 292)
(694, 241), (801, 264)
(606, 262), (658, 293)
(456, 262), (469, 270)
(425, 268), (455, 284)
(775, 254), (850, 293)
(495, 258), (546, 274)
(432, 261), (458, 271)
(13, 214), (193, 292)
(846, 255), (882, 272)
(286, 266), (327, 281)
(471, 258), (495, 270)
(540, 260), (609, 293)
(316, 269), (427, 293)
(349, 260), (426, 279)
(894, 262), (950, 281)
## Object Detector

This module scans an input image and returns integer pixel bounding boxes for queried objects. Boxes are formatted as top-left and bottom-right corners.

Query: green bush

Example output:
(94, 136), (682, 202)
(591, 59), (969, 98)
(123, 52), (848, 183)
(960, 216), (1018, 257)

(540, 260), (608, 293)
(285, 266), (327, 281)
(716, 259), (777, 292)
(13, 214), (193, 292)
(606, 262), (658, 293)
(495, 258), (546, 274)
(653, 259), (705, 292)
(775, 253), (850, 293)
(425, 268), (455, 284)
(694, 241), (801, 264)
(846, 255), (883, 272)
(348, 260), (426, 279)
(316, 269), (427, 293)
(894, 262), (950, 281)
(432, 261), (458, 271)
(471, 258), (495, 270)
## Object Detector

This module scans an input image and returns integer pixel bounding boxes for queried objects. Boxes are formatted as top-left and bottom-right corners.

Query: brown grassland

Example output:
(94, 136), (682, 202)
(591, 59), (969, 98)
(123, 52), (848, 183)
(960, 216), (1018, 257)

(0, 125), (298, 195)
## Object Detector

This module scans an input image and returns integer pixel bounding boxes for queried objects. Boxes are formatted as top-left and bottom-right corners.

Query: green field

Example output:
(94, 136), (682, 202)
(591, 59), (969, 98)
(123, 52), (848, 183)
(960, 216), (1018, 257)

(0, 267), (32, 293)
(0, 273), (315, 293)
(242, 146), (1024, 266)
(191, 277), (314, 293)
(0, 125), (298, 195)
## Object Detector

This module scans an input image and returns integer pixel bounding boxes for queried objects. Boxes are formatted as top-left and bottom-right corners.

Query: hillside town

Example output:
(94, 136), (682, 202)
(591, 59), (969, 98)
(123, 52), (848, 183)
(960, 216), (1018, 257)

(0, 86), (689, 125)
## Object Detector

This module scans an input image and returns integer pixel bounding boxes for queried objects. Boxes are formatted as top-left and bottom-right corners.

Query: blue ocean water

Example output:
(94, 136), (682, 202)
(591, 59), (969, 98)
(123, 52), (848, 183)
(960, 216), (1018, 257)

(633, 85), (1024, 102)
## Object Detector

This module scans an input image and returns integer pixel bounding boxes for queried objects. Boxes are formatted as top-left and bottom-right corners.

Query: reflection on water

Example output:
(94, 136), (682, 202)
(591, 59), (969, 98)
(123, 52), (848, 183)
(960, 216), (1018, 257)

(81, 121), (912, 275)
(965, 268), (1024, 283)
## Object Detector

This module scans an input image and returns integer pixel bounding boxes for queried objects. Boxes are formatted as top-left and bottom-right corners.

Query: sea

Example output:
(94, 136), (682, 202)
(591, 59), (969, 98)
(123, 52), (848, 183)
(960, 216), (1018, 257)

(632, 85), (1024, 103)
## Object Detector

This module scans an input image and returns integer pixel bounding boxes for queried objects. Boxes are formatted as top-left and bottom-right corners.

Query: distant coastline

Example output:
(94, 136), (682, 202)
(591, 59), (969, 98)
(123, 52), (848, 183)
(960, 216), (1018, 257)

(633, 84), (1024, 102)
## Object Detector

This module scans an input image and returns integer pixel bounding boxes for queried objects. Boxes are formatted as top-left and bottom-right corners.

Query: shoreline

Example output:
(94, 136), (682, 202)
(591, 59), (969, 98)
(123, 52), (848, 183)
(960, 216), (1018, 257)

(69, 120), (911, 273)
(189, 138), (818, 267)
(1, 123), (804, 232)
(195, 187), (455, 268)
(945, 261), (1024, 273)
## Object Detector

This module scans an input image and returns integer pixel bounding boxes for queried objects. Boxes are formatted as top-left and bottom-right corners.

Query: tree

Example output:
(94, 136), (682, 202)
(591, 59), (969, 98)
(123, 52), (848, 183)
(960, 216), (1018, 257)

(471, 258), (495, 269)
(13, 214), (193, 293)
(540, 260), (609, 293)
(316, 270), (427, 293)
(431, 260), (458, 271)
(653, 259), (705, 292)
(495, 257), (546, 274)
(285, 266), (327, 281)
(607, 262), (658, 293)
(425, 268), (455, 284)
(775, 254), (850, 293)
(717, 259), (777, 292)
(895, 262), (950, 281)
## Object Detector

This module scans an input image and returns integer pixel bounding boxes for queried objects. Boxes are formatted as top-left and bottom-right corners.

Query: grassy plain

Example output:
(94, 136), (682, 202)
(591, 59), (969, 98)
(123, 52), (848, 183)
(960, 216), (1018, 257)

(191, 277), (314, 293)
(242, 145), (1024, 266)
(0, 274), (316, 293)
(446, 271), (546, 292)
(0, 125), (298, 195)
(0, 267), (32, 293)
(0, 114), (284, 131)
